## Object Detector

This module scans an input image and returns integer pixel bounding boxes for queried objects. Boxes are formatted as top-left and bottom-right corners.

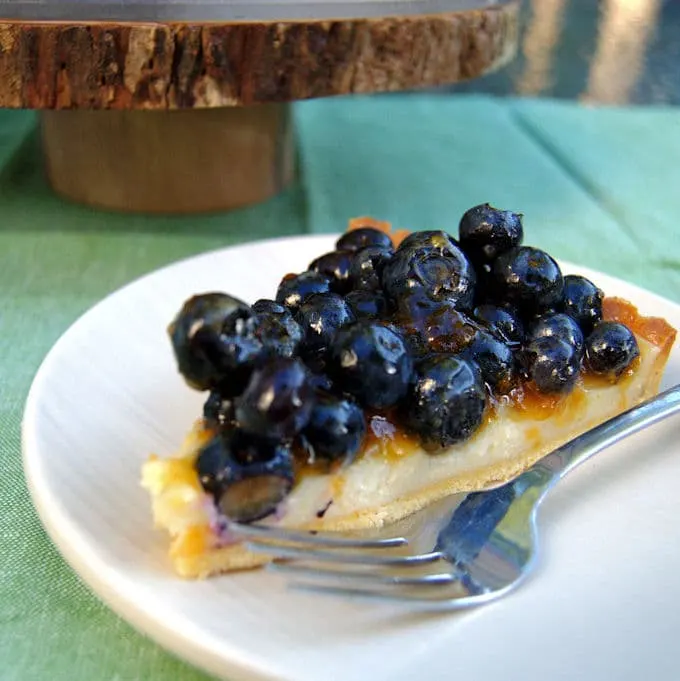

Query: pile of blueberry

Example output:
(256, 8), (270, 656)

(169, 204), (640, 523)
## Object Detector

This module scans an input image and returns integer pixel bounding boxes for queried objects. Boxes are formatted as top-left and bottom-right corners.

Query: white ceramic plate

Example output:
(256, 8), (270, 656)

(23, 235), (680, 681)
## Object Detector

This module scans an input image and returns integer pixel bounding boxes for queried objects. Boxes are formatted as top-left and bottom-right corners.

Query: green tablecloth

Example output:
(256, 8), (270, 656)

(1, 94), (679, 680)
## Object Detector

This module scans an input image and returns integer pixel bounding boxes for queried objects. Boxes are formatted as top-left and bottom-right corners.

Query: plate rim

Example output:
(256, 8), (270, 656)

(20, 234), (680, 681)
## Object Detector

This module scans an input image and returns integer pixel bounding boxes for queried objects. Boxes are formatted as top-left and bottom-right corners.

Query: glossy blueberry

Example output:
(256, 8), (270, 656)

(528, 312), (584, 357)
(345, 290), (388, 320)
(382, 245), (476, 310)
(402, 355), (487, 451)
(521, 336), (580, 394)
(309, 250), (354, 294)
(473, 303), (525, 347)
(492, 246), (564, 313)
(251, 302), (303, 359)
(203, 391), (236, 428)
(392, 290), (480, 357)
(460, 330), (517, 394)
(275, 271), (331, 314)
(459, 203), (523, 262)
(348, 245), (393, 291)
(235, 358), (314, 440)
(585, 321), (639, 378)
(252, 299), (285, 315)
(302, 394), (366, 462)
(336, 227), (394, 253)
(397, 230), (458, 255)
(168, 292), (262, 394)
(329, 322), (413, 410)
(561, 275), (604, 334)
(296, 292), (355, 355)
(195, 430), (294, 523)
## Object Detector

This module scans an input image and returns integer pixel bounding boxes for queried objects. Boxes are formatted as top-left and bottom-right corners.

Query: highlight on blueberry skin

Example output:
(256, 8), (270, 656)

(251, 300), (304, 360)
(585, 321), (640, 378)
(521, 335), (581, 394)
(528, 312), (585, 358)
(459, 203), (524, 263)
(397, 230), (459, 255)
(195, 429), (295, 523)
(296, 292), (355, 356)
(336, 226), (394, 253)
(561, 274), (604, 334)
(460, 329), (517, 394)
(235, 357), (315, 441)
(203, 391), (236, 429)
(382, 240), (476, 310)
(402, 355), (487, 451)
(302, 394), (367, 462)
(275, 271), (331, 314)
(309, 250), (355, 294)
(349, 245), (394, 291)
(168, 292), (262, 393)
(473, 303), (525, 347)
(492, 246), (564, 313)
(329, 321), (413, 410)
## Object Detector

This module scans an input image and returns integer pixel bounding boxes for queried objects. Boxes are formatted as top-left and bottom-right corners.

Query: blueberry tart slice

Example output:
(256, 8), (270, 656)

(142, 209), (676, 578)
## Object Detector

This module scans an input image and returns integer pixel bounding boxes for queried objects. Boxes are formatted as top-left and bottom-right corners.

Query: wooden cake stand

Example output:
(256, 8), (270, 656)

(0, 1), (519, 213)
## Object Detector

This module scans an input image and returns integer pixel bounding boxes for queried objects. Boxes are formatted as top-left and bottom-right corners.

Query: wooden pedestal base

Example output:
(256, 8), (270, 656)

(40, 105), (295, 214)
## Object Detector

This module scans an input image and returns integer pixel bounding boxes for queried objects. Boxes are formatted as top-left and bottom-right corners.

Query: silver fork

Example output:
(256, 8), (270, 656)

(231, 384), (680, 608)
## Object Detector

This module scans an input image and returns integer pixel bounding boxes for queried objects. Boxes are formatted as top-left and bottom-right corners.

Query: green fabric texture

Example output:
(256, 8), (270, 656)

(1, 94), (678, 680)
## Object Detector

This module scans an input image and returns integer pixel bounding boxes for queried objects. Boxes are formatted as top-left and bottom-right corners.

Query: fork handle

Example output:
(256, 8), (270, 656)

(523, 383), (680, 498)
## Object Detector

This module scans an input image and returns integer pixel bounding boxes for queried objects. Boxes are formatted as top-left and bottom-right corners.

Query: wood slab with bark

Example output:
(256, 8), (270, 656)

(0, 0), (519, 213)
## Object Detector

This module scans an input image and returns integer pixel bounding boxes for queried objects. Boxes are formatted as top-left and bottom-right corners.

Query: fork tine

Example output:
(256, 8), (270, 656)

(228, 522), (408, 549)
(292, 582), (508, 608)
(269, 563), (458, 586)
(245, 541), (444, 567)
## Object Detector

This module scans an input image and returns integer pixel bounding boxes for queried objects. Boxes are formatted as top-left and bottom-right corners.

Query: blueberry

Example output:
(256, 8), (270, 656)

(168, 292), (262, 394)
(382, 245), (476, 310)
(251, 303), (303, 359)
(402, 355), (487, 451)
(235, 358), (314, 440)
(336, 227), (394, 253)
(392, 291), (480, 357)
(252, 299), (286, 315)
(276, 271), (331, 314)
(329, 322), (413, 410)
(521, 336), (581, 394)
(195, 430), (294, 523)
(302, 394), (366, 462)
(561, 275), (604, 334)
(309, 250), (354, 294)
(203, 391), (236, 428)
(528, 312), (584, 357)
(296, 292), (355, 355)
(345, 290), (388, 320)
(348, 245), (393, 291)
(492, 246), (564, 313)
(460, 330), (517, 394)
(397, 230), (458, 255)
(585, 321), (639, 378)
(473, 303), (525, 347)
(459, 203), (523, 262)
